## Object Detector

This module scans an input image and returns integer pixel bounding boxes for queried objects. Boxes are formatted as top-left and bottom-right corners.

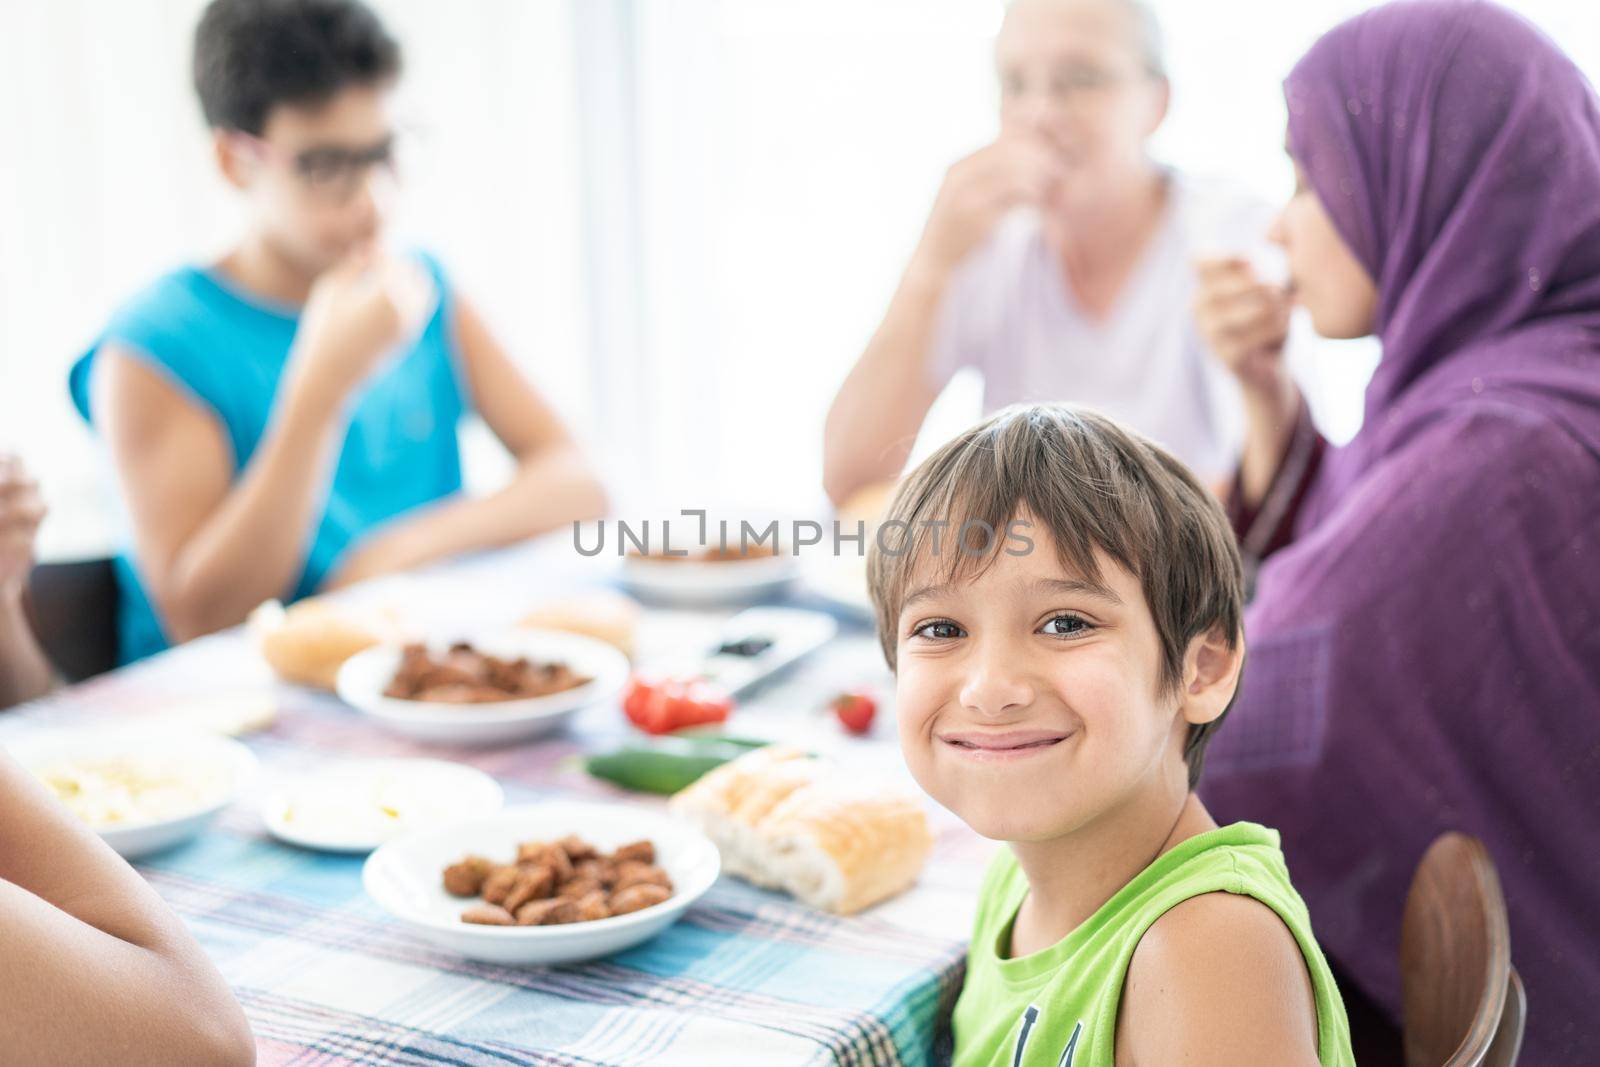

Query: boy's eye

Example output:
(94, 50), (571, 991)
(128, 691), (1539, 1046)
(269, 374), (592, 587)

(910, 619), (966, 641)
(1039, 613), (1093, 638)
(296, 150), (351, 183)
(296, 140), (396, 186)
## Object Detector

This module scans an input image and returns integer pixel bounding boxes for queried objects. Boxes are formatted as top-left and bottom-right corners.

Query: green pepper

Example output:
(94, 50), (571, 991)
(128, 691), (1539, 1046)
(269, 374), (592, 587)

(583, 736), (764, 794)
(669, 728), (771, 749)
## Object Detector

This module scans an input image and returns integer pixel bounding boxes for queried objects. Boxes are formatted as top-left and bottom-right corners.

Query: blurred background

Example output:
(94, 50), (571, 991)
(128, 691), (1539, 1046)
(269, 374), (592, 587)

(5, 0), (1599, 557)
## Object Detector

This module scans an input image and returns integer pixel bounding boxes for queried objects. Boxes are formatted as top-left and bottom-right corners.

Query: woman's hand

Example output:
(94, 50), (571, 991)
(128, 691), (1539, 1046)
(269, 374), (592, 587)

(0, 455), (45, 601)
(1193, 256), (1294, 402)
(0, 455), (54, 708)
(1194, 257), (1302, 505)
(912, 135), (1066, 277)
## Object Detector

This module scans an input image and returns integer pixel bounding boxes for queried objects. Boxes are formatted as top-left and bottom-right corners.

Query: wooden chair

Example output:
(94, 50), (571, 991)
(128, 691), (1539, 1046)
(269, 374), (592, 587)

(1401, 832), (1526, 1067)
(22, 557), (119, 683)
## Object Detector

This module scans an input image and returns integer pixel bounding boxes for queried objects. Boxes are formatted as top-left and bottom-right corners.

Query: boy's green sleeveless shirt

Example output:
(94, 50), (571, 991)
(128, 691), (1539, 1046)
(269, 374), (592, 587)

(952, 822), (1356, 1067)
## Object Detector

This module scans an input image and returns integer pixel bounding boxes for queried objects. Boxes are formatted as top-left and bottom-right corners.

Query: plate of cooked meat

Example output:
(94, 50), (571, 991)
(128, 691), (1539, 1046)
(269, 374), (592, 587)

(335, 630), (630, 745)
(362, 801), (720, 964)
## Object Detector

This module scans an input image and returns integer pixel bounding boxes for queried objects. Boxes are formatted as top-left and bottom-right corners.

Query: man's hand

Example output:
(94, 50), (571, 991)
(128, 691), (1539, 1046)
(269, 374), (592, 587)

(913, 135), (1067, 276)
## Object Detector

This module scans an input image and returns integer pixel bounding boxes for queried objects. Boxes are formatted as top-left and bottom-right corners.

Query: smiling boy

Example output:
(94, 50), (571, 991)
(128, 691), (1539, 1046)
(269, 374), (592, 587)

(867, 405), (1353, 1066)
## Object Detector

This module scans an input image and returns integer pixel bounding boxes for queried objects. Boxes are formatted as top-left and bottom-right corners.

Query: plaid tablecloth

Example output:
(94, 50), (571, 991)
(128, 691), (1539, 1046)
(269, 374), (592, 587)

(1, 539), (993, 1066)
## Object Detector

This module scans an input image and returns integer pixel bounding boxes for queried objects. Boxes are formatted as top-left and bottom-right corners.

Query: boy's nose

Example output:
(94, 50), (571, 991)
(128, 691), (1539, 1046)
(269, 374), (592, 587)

(346, 167), (394, 228)
(958, 642), (1035, 718)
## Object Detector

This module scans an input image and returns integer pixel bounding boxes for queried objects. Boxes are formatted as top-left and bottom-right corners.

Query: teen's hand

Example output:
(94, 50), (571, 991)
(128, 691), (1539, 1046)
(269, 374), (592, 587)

(1193, 256), (1294, 403)
(284, 247), (435, 413)
(913, 136), (1066, 276)
(318, 521), (427, 592)
(0, 455), (45, 600)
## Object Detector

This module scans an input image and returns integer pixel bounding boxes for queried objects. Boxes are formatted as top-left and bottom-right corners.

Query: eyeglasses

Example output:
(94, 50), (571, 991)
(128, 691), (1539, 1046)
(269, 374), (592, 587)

(228, 129), (413, 202)
(1000, 64), (1154, 105)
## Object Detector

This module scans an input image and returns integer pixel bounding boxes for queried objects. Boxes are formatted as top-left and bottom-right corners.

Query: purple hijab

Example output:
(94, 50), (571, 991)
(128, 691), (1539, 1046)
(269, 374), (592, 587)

(1201, 3), (1600, 1062)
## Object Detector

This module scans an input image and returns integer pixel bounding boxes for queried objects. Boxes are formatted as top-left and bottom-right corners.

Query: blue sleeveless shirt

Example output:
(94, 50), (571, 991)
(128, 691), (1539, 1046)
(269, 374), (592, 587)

(70, 252), (468, 663)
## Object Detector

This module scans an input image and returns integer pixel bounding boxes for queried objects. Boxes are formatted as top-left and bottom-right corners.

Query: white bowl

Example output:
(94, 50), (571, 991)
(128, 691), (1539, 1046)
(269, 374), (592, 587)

(363, 801), (721, 965)
(621, 552), (799, 608)
(335, 630), (630, 745)
(262, 757), (504, 853)
(11, 728), (258, 860)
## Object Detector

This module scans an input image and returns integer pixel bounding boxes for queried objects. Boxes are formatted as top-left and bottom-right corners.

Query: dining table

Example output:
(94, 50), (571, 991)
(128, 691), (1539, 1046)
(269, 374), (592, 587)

(0, 533), (994, 1066)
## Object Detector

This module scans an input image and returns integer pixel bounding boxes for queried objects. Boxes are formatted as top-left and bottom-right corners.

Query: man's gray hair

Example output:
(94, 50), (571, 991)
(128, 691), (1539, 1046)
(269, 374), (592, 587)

(1123, 0), (1167, 80)
(1009, 0), (1168, 81)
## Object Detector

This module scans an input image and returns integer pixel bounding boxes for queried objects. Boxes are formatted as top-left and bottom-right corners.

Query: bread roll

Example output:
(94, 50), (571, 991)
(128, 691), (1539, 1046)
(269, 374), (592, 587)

(519, 590), (641, 659)
(670, 747), (932, 914)
(759, 780), (932, 915)
(670, 747), (822, 888)
(250, 598), (390, 691)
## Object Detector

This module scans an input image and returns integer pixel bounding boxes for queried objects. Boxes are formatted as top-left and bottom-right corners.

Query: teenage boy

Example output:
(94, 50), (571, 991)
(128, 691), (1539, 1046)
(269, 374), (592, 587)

(72, 0), (605, 662)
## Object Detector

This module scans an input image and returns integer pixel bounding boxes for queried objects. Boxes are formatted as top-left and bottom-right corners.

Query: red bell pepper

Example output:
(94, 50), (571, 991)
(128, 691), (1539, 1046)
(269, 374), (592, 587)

(623, 674), (734, 735)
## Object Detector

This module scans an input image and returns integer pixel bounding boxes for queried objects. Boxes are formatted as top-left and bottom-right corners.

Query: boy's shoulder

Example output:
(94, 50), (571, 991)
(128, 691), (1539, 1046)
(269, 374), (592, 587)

(955, 825), (1351, 1066)
(1117, 891), (1324, 1066)
(103, 265), (230, 340)
(95, 250), (450, 353)
(75, 263), (294, 425)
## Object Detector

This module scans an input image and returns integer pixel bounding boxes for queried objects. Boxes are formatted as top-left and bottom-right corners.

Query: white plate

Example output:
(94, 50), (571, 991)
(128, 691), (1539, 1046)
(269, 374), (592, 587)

(336, 630), (630, 745)
(363, 801), (721, 965)
(699, 607), (839, 696)
(10, 728), (258, 860)
(621, 552), (799, 608)
(262, 758), (504, 853)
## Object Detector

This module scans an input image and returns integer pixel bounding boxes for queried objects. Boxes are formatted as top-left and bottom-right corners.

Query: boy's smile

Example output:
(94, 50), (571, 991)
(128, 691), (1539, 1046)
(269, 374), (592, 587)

(937, 727), (1077, 761)
(894, 518), (1191, 843)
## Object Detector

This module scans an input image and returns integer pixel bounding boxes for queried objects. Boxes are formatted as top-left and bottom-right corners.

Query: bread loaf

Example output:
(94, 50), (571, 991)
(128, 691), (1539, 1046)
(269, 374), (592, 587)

(518, 591), (640, 659)
(250, 598), (393, 691)
(670, 747), (932, 914)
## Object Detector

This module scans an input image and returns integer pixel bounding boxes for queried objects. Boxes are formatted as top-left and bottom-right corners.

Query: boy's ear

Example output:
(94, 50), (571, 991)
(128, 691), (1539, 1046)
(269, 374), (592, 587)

(213, 130), (251, 191)
(1179, 625), (1242, 727)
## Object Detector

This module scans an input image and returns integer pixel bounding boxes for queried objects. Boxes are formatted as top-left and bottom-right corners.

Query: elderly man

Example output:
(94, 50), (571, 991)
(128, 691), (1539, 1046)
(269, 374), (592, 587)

(825, 0), (1272, 505)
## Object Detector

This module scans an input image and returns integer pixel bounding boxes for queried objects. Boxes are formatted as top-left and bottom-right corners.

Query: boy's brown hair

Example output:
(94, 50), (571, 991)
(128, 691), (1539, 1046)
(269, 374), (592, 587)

(866, 404), (1244, 788)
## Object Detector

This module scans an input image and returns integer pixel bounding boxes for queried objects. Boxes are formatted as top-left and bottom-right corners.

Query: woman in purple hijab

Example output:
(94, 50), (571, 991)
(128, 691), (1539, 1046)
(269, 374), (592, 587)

(1192, 1), (1600, 1063)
